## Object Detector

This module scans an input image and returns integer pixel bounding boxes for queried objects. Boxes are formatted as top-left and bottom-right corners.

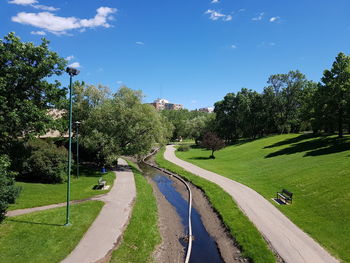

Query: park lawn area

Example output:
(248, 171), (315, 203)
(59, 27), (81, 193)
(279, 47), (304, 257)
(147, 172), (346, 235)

(111, 161), (160, 263)
(156, 149), (276, 263)
(0, 201), (103, 263)
(10, 166), (115, 210)
(176, 134), (350, 263)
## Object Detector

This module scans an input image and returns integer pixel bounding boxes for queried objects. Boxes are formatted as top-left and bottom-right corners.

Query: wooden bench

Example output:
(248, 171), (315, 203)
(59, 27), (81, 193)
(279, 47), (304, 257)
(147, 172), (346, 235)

(276, 189), (293, 204)
(97, 177), (106, 189)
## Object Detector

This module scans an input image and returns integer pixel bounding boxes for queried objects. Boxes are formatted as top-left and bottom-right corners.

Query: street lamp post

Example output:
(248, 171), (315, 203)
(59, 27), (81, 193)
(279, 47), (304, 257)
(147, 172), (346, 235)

(74, 121), (81, 178)
(65, 67), (80, 226)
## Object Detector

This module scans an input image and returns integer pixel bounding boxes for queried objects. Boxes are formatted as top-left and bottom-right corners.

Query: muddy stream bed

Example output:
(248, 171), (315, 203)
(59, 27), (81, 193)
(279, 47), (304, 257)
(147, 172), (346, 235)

(139, 163), (246, 263)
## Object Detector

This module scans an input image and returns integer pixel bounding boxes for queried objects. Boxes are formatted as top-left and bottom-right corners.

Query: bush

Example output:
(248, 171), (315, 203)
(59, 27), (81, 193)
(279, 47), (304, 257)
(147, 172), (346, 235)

(0, 155), (21, 222)
(177, 145), (190, 152)
(21, 139), (68, 184)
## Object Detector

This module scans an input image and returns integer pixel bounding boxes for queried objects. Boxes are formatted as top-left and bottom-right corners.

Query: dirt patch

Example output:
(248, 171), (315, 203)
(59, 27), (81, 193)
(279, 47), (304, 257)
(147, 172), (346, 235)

(148, 177), (185, 263)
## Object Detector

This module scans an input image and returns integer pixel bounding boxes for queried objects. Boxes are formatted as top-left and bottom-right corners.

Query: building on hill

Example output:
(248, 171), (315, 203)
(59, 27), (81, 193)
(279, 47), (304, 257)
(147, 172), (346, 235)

(198, 107), (214, 113)
(149, 98), (183, 110)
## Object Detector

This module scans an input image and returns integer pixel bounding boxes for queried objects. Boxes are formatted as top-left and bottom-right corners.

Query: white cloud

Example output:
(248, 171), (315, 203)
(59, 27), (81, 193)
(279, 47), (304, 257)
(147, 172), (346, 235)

(9, 0), (37, 5)
(136, 41), (144, 45)
(191, 100), (197, 104)
(269, 16), (280, 23)
(30, 30), (45, 35)
(205, 9), (232, 22)
(259, 41), (276, 47)
(65, 55), (74, 61)
(238, 9), (246, 12)
(211, 0), (220, 3)
(32, 5), (59, 11)
(12, 7), (117, 35)
(117, 80), (123, 84)
(68, 62), (81, 68)
(230, 44), (237, 49)
(9, 0), (59, 11)
(252, 12), (265, 21)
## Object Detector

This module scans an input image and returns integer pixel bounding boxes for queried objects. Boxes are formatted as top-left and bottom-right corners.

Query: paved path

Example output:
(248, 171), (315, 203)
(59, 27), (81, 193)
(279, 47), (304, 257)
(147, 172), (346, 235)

(164, 145), (339, 263)
(61, 158), (136, 263)
(6, 197), (102, 217)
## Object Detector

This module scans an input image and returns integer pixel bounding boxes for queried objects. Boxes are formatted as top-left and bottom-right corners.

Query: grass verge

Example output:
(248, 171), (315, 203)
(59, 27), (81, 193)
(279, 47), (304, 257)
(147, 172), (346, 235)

(10, 166), (115, 210)
(155, 148), (276, 263)
(110, 161), (160, 263)
(176, 134), (349, 263)
(0, 201), (103, 263)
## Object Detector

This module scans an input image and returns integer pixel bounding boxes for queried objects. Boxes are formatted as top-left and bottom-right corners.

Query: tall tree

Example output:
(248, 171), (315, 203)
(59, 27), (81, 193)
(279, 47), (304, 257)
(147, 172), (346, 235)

(0, 32), (66, 152)
(319, 52), (350, 137)
(267, 70), (307, 133)
(82, 87), (173, 166)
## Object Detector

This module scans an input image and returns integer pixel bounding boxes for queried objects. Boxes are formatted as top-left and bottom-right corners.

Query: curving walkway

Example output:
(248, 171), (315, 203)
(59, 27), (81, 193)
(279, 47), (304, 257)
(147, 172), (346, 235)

(61, 158), (136, 263)
(164, 145), (339, 263)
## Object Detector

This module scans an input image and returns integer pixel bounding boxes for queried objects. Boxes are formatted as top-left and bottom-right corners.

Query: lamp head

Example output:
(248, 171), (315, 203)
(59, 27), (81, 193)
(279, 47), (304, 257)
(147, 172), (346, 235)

(66, 67), (80, 76)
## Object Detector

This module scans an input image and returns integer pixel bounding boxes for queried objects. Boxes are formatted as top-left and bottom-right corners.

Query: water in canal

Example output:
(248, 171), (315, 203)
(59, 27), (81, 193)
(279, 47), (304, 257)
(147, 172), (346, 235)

(142, 164), (223, 263)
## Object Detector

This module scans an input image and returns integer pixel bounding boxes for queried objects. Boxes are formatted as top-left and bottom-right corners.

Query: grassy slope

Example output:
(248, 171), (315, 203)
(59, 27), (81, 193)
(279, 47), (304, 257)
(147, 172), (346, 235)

(111, 161), (160, 263)
(10, 167), (115, 210)
(156, 149), (276, 263)
(0, 201), (103, 263)
(176, 134), (350, 263)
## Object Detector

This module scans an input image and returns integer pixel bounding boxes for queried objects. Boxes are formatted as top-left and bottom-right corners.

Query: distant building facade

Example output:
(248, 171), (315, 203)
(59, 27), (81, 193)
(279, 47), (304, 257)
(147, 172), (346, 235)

(149, 98), (183, 111)
(198, 107), (214, 113)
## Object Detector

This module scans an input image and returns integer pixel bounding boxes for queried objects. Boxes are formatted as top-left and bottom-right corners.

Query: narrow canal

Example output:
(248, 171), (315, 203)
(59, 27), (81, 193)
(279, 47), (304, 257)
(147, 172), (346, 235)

(141, 163), (224, 263)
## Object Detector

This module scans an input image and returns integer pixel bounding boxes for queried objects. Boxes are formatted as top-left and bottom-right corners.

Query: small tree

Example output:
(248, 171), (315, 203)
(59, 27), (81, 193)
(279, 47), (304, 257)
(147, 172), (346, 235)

(201, 132), (225, 158)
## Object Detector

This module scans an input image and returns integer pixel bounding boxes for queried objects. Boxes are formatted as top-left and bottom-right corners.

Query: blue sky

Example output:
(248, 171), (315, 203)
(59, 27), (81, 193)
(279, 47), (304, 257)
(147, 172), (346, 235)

(2, 0), (350, 109)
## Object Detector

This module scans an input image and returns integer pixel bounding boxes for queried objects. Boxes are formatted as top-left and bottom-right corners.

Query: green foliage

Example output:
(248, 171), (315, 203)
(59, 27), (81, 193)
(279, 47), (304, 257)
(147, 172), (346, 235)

(316, 52), (350, 137)
(111, 161), (160, 262)
(82, 87), (173, 166)
(155, 149), (276, 263)
(0, 32), (67, 152)
(177, 144), (190, 152)
(18, 139), (67, 184)
(161, 109), (212, 141)
(0, 201), (103, 263)
(214, 71), (317, 142)
(0, 155), (21, 222)
(176, 134), (350, 262)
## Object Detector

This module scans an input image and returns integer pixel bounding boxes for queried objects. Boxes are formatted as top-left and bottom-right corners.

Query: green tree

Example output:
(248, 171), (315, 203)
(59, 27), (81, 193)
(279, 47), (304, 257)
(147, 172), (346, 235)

(0, 155), (21, 222)
(82, 87), (172, 166)
(318, 52), (350, 137)
(0, 32), (67, 152)
(267, 70), (308, 133)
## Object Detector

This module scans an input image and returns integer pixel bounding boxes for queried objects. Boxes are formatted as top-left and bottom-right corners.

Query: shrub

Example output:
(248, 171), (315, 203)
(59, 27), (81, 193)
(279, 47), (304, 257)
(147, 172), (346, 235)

(0, 155), (21, 222)
(21, 139), (68, 184)
(178, 145), (190, 152)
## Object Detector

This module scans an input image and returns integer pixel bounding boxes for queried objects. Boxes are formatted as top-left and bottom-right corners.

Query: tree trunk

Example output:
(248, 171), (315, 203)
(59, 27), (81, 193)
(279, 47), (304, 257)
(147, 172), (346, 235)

(338, 108), (343, 138)
(211, 149), (215, 158)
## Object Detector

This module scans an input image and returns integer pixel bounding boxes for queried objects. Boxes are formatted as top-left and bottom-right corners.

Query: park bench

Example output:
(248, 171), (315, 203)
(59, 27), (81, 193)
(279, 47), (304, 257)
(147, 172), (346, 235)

(97, 177), (106, 189)
(276, 189), (293, 204)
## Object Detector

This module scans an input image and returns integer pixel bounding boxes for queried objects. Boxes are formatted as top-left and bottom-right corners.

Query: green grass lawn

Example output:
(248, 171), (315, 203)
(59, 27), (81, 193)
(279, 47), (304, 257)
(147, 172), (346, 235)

(10, 166), (115, 210)
(156, 149), (276, 263)
(0, 201), (103, 263)
(111, 161), (160, 263)
(176, 134), (350, 263)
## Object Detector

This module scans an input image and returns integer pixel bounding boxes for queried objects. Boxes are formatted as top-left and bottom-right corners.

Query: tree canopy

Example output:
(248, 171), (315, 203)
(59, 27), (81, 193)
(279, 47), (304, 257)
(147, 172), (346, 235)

(0, 32), (67, 152)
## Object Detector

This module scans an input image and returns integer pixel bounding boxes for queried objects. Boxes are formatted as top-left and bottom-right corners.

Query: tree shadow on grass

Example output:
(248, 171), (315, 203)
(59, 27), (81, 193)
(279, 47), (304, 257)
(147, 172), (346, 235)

(7, 219), (63, 227)
(189, 156), (213, 160)
(264, 133), (314, 149)
(265, 136), (350, 158)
